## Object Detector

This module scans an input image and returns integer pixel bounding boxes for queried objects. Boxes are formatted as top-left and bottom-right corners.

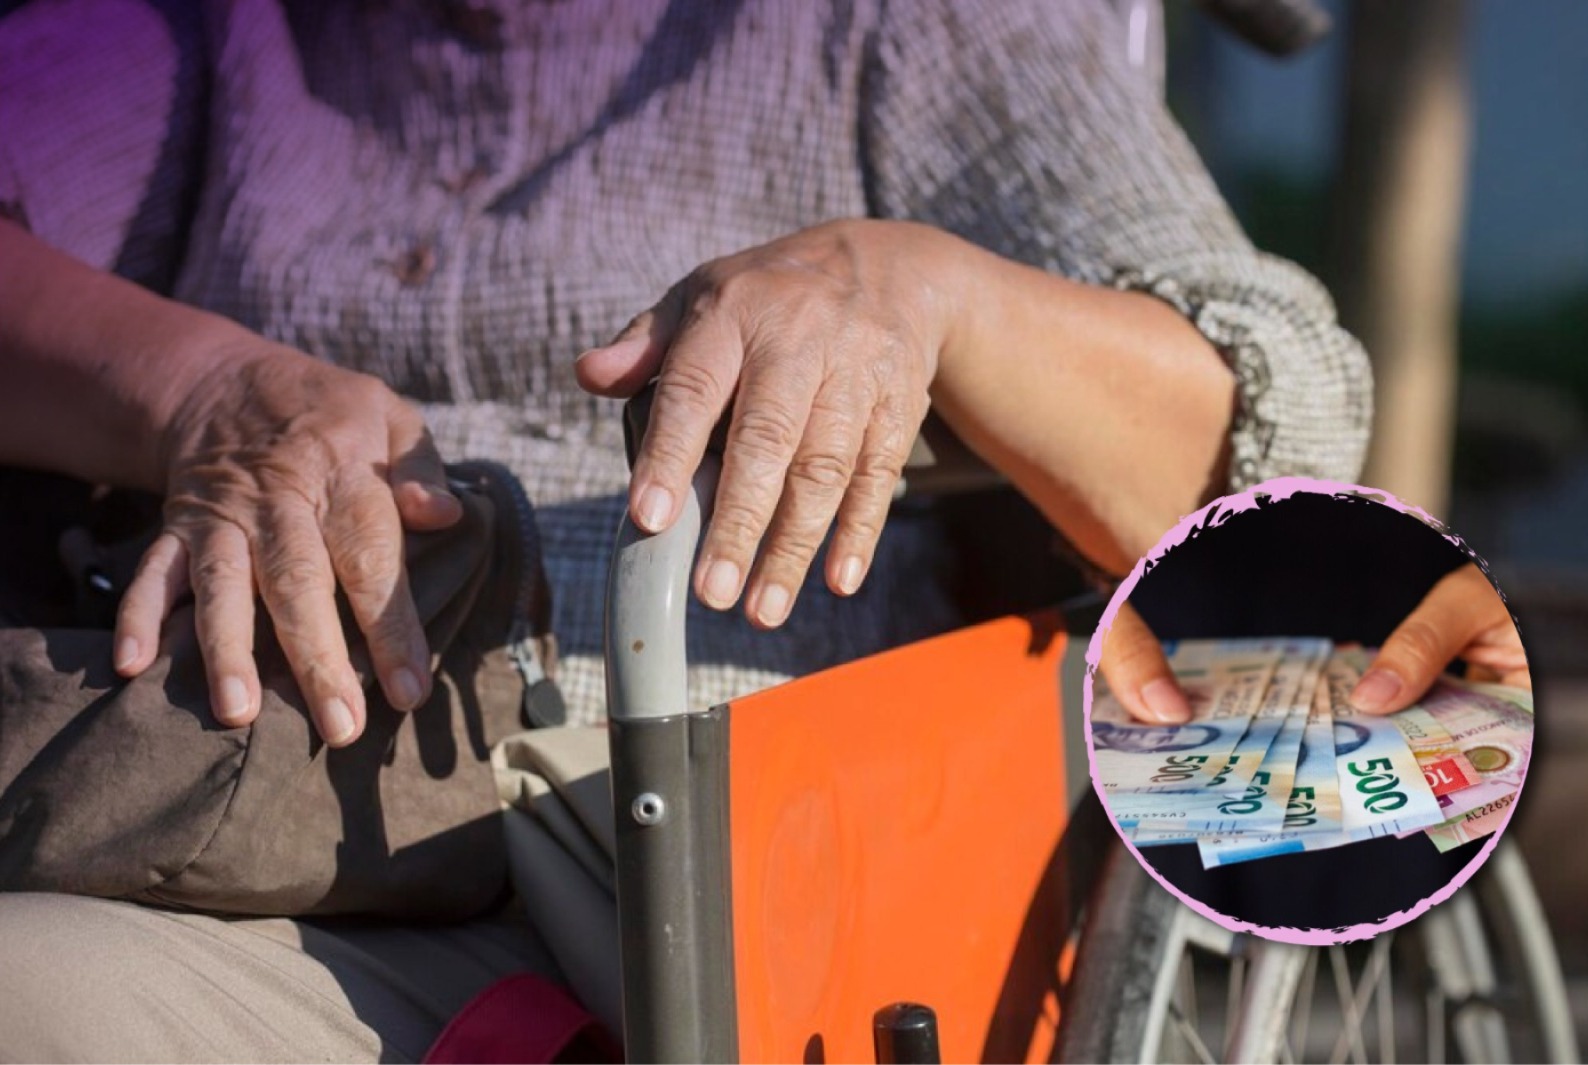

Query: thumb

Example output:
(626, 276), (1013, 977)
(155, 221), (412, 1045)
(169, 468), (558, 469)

(388, 407), (462, 532)
(1100, 603), (1190, 724)
(575, 298), (679, 398)
(1351, 563), (1511, 714)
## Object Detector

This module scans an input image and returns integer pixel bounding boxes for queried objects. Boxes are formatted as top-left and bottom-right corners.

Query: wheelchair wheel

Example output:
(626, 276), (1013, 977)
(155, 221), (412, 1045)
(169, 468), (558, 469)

(1057, 838), (1579, 1063)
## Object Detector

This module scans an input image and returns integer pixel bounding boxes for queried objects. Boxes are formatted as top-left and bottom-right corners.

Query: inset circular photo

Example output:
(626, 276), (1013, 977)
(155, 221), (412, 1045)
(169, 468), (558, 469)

(1084, 480), (1534, 943)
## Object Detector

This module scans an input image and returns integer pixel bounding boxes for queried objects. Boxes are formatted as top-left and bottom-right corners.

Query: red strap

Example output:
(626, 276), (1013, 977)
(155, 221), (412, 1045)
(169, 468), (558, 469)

(423, 973), (620, 1064)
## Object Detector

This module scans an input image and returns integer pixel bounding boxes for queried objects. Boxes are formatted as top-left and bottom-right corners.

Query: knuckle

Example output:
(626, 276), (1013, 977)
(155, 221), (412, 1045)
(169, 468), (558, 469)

(1113, 638), (1165, 678)
(262, 555), (331, 603)
(348, 372), (393, 408)
(656, 358), (729, 415)
(1390, 617), (1445, 672)
(836, 507), (885, 547)
(760, 529), (822, 569)
(706, 501), (768, 555)
(787, 449), (853, 493)
(337, 541), (397, 591)
(291, 652), (346, 695)
(365, 610), (417, 655)
(191, 550), (249, 591)
(733, 405), (802, 462)
(852, 447), (907, 488)
(196, 626), (246, 665)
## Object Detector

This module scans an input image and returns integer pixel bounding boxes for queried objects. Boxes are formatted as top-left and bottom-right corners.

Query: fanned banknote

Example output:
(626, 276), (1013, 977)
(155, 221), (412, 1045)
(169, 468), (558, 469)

(1097, 639), (1532, 869)
(1391, 705), (1480, 796)
(1091, 638), (1287, 796)
(1323, 651), (1446, 839)
(1416, 676), (1533, 798)
(1196, 676), (1343, 866)
(1196, 650), (1446, 868)
(1424, 790), (1518, 853)
(1125, 640), (1326, 839)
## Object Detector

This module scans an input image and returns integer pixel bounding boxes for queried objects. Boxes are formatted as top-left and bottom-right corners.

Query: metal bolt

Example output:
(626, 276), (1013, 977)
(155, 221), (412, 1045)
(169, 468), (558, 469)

(631, 792), (666, 826)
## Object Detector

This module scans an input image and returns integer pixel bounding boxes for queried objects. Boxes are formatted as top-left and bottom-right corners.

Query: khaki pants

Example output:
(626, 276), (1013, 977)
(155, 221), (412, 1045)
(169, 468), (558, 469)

(0, 471), (621, 1061)
(0, 729), (622, 1064)
(0, 893), (559, 1063)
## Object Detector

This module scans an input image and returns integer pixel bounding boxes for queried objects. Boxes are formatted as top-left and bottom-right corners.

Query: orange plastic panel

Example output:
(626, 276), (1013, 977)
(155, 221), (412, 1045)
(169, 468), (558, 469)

(727, 612), (1072, 1063)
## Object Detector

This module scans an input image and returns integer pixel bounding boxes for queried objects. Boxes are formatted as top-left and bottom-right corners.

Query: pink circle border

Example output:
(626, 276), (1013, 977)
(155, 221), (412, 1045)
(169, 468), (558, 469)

(1082, 476), (1530, 945)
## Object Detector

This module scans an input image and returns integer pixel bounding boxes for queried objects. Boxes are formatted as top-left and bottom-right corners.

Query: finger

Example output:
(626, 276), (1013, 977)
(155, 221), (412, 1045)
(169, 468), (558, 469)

(114, 532), (191, 676)
(388, 405), (461, 532)
(824, 391), (924, 599)
(324, 471), (431, 712)
(630, 309), (745, 535)
(743, 381), (865, 628)
(574, 300), (679, 398)
(1499, 666), (1532, 689)
(253, 503), (365, 746)
(1099, 604), (1189, 724)
(1352, 563), (1513, 714)
(694, 351), (821, 612)
(1458, 637), (1530, 674)
(187, 522), (262, 728)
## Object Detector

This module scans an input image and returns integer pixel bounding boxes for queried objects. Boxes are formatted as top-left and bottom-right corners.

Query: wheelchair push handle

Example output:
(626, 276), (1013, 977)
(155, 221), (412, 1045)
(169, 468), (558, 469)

(603, 387), (719, 724)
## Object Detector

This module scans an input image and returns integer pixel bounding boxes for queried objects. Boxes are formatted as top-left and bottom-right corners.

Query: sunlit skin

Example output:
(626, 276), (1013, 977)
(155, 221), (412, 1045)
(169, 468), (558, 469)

(3, 216), (1239, 744)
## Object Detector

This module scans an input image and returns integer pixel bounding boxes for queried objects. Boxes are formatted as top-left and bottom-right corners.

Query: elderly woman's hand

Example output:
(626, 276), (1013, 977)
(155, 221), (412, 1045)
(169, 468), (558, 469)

(114, 343), (461, 747)
(578, 218), (1236, 628)
(577, 220), (955, 628)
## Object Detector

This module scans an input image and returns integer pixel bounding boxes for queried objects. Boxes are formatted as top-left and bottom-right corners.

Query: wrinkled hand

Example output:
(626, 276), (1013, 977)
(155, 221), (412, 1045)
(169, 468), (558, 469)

(576, 220), (958, 627)
(1351, 562), (1529, 713)
(113, 343), (461, 746)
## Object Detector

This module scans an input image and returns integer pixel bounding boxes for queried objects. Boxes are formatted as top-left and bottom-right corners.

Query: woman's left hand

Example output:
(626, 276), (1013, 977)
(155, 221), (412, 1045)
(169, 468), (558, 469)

(576, 220), (960, 628)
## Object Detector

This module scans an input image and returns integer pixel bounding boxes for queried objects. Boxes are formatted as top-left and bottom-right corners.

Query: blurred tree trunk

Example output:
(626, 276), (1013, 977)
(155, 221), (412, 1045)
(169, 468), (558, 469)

(1330, 0), (1470, 515)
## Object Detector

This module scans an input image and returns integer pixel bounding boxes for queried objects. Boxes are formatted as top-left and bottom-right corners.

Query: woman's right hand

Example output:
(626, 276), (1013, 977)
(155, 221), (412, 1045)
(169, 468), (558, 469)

(0, 223), (455, 747)
(113, 342), (461, 747)
(1350, 562), (1529, 712)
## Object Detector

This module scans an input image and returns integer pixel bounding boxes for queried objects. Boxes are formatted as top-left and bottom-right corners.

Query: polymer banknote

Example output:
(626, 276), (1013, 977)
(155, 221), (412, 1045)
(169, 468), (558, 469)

(1096, 638), (1531, 868)
(1126, 640), (1326, 840)
(1196, 653), (1445, 867)
(1091, 638), (1287, 796)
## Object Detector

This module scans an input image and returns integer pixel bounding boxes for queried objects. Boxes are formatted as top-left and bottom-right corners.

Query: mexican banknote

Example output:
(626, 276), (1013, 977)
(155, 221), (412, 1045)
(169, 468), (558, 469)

(1091, 638), (1534, 869)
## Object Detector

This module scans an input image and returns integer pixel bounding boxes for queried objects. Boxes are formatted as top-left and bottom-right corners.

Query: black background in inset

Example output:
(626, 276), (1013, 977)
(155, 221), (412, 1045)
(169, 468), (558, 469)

(1121, 492), (1494, 932)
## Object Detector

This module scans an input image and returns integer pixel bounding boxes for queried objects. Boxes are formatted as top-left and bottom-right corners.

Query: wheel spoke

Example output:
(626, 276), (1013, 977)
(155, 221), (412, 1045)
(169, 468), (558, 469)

(1290, 949), (1319, 1060)
(1328, 945), (1369, 1065)
(1375, 936), (1396, 1065)
(1225, 952), (1246, 1056)
(1427, 987), (1446, 1065)
(1168, 1002), (1219, 1065)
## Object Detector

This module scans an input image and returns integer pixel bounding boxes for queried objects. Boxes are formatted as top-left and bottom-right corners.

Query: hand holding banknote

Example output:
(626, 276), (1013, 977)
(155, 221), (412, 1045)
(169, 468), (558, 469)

(1099, 603), (1194, 724)
(1104, 562), (1527, 726)
(1351, 563), (1530, 715)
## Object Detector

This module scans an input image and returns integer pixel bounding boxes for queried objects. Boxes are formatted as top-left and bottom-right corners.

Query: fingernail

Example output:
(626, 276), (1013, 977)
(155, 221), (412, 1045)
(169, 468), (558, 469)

(754, 583), (792, 627)
(636, 485), (674, 532)
(389, 666), (423, 711)
(700, 559), (741, 609)
(1140, 678), (1191, 724)
(216, 676), (252, 724)
(1350, 668), (1403, 713)
(322, 697), (357, 745)
(835, 556), (865, 596)
(114, 636), (140, 672)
